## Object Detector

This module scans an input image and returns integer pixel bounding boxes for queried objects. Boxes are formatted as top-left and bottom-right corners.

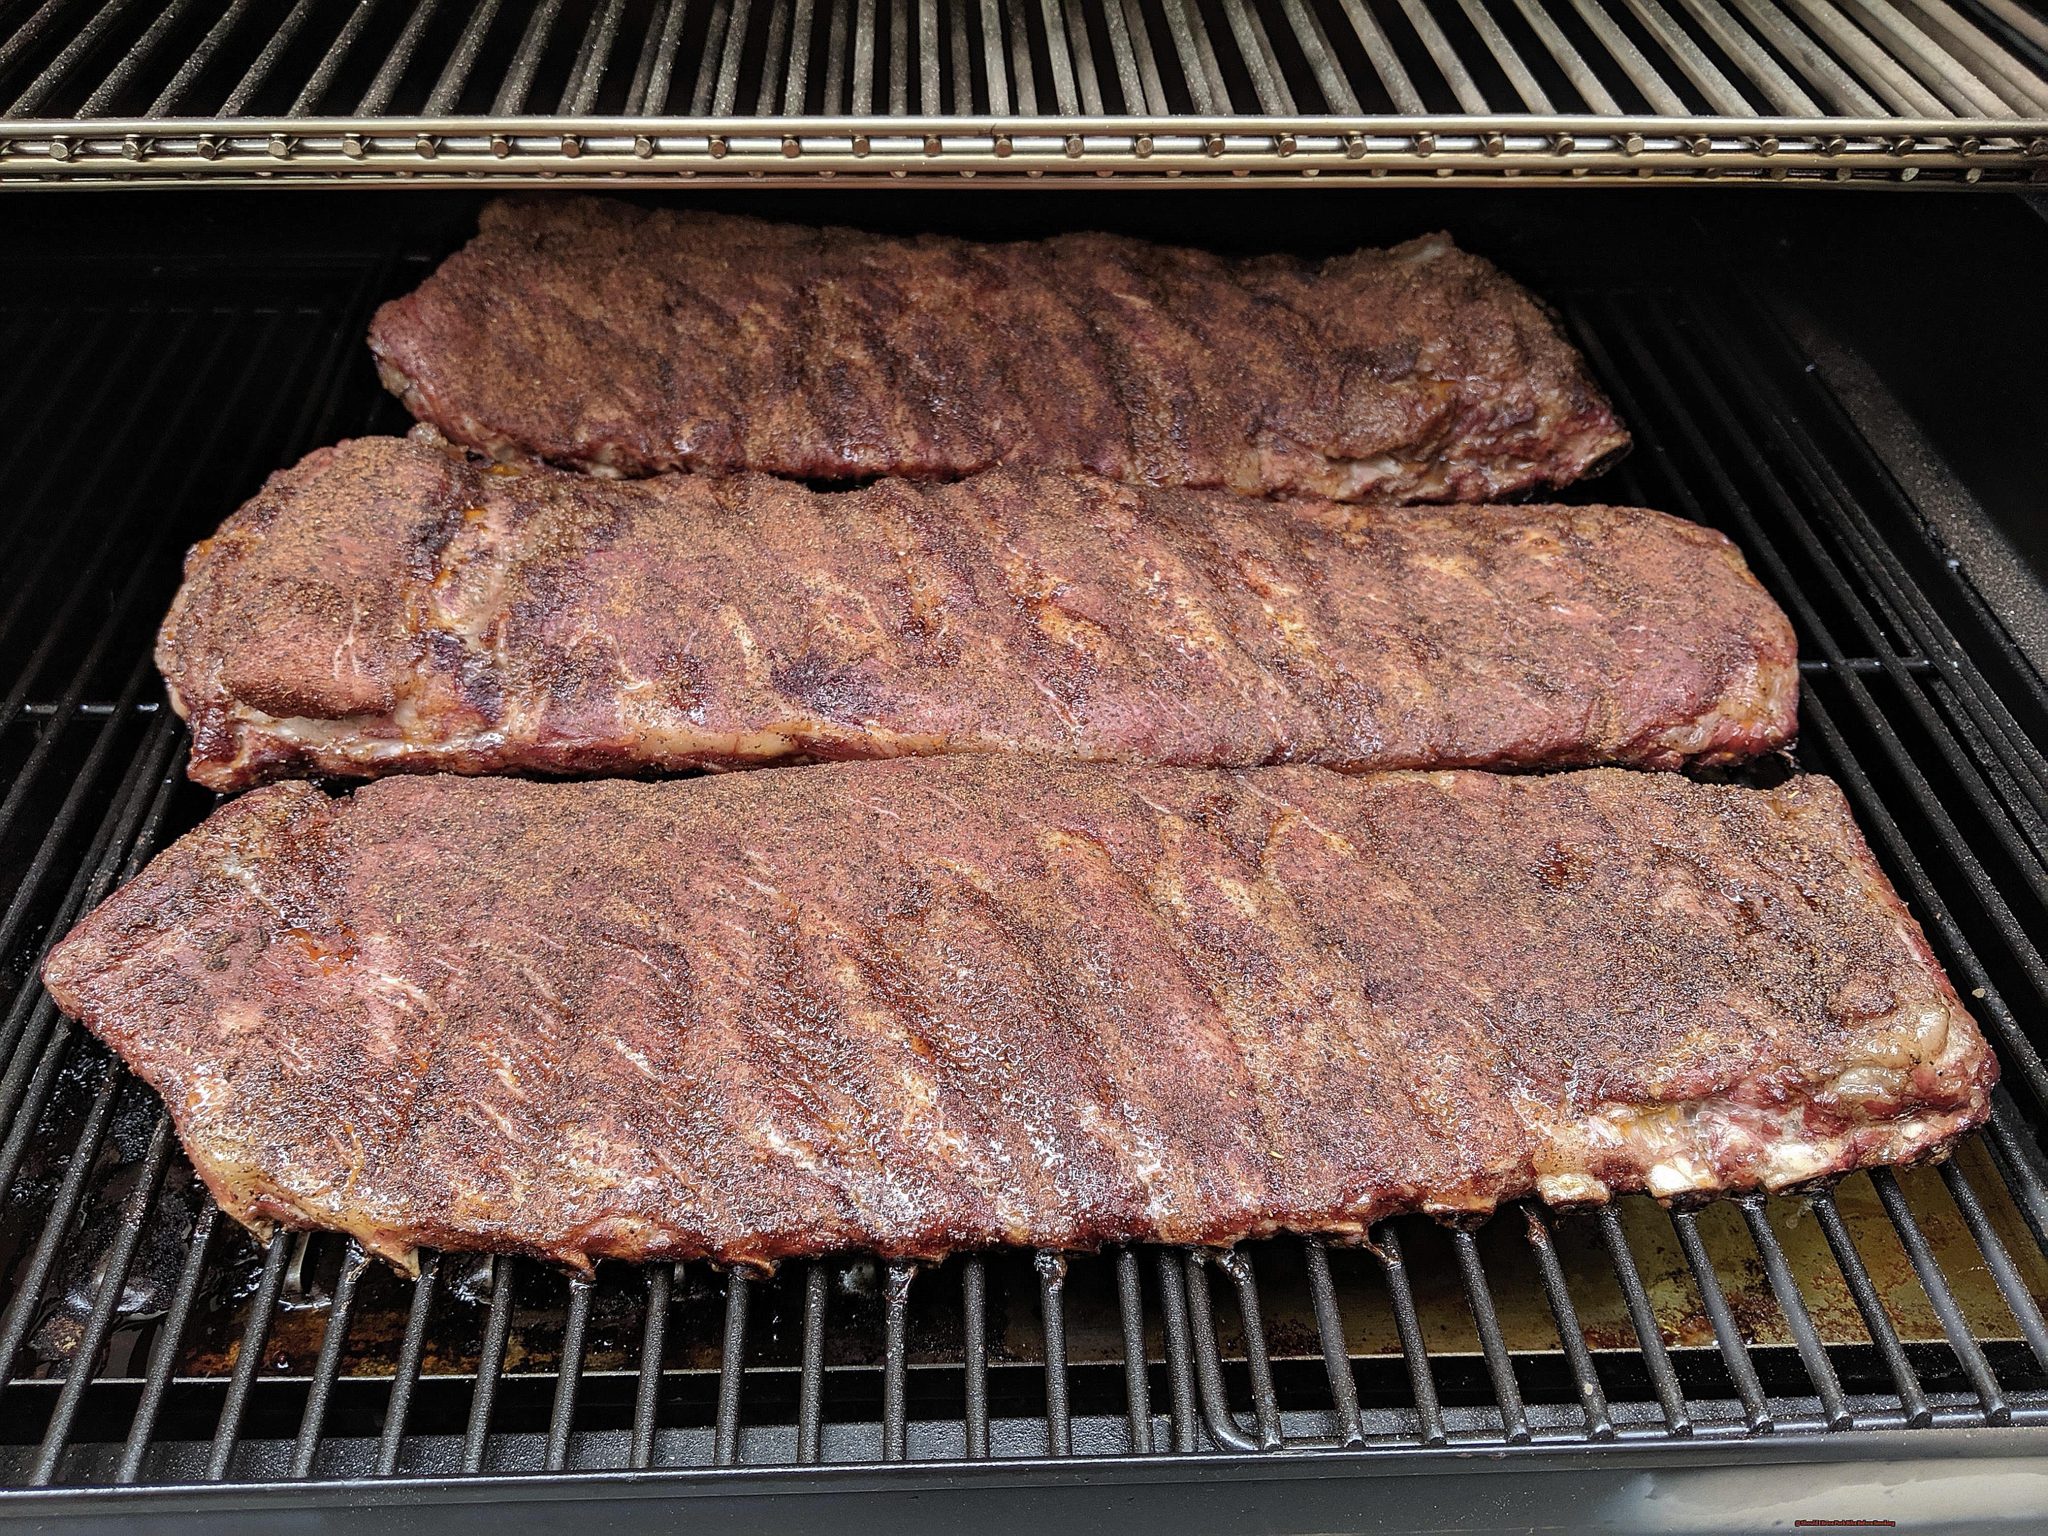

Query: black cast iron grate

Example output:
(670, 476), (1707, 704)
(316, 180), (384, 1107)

(1, 204), (2047, 1492)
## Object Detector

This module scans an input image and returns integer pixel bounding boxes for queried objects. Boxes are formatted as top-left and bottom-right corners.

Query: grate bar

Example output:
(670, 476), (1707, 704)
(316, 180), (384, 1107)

(76, 0), (200, 116)
(4, 0), (140, 118)
(1870, 1169), (2008, 1423)
(1523, 1207), (1615, 1441)
(357, 0), (442, 115)
(823, 0), (849, 111)
(290, 1242), (369, 1477)
(914, 0), (943, 115)
(546, 1275), (596, 1471)
(377, 1254), (441, 1476)
(1097, 0), (1147, 113)
(797, 1262), (828, 1463)
(1060, 0), (1105, 115)
(851, 0), (874, 114)
(881, 1261), (912, 1462)
(153, 0), (263, 117)
(1397, 0), (1490, 114)
(1373, 1224), (1447, 1447)
(1809, 1190), (1932, 1426)
(205, 1231), (292, 1481)
(1163, 0), (1227, 113)
(1901, 0), (2048, 113)
(0, 658), (157, 972)
(1674, 0), (1823, 115)
(1669, 1211), (1773, 1433)
(1222, 1248), (1285, 1448)
(1620, 0), (1759, 115)
(1854, 0), (2013, 115)
(785, 0), (817, 111)
(1450, 1229), (1531, 1444)
(1780, 0), (1951, 117)
(1182, 1251), (1261, 1453)
(888, 0), (906, 115)
(1039, 1250), (1073, 1455)
(490, 0), (566, 115)
(0, 1062), (121, 1379)
(117, 1202), (219, 1483)
(1335, 0), (1426, 114)
(221, 0), (320, 115)
(1985, 1097), (2048, 1257)
(1302, 1238), (1363, 1447)
(711, 0), (757, 115)
(424, 0), (507, 113)
(977, 0), (1006, 113)
(1566, 0), (1692, 114)
(1219, 0), (1295, 114)
(630, 1263), (673, 1469)
(0, 713), (183, 1185)
(1037, 0), (1080, 116)
(1512, 0), (1624, 111)
(758, 0), (793, 112)
(1737, 1198), (1851, 1429)
(291, 0), (385, 117)
(1115, 1246), (1154, 1452)
(461, 1256), (518, 1474)
(713, 1269), (752, 1465)
(1938, 1161), (2048, 1374)
(28, 1111), (174, 1486)
(1155, 1248), (1199, 1453)
(963, 1256), (990, 1458)
(1597, 1206), (1692, 1434)
(1456, 0), (1554, 111)
(564, 0), (632, 114)
(0, 0), (80, 85)
(1729, 0), (1884, 116)
(629, 0), (691, 114)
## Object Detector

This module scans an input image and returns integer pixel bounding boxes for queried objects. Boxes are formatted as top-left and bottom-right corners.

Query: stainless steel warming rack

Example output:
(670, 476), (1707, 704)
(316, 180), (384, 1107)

(1, 0), (2046, 186)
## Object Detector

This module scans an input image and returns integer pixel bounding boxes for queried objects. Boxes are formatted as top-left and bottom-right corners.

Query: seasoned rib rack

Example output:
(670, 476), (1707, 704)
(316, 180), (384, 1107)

(371, 204), (1627, 498)
(158, 437), (1793, 791)
(43, 760), (1992, 1273)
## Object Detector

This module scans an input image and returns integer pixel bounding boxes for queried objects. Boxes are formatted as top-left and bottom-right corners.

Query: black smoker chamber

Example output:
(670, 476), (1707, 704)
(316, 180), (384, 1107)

(4, 7), (2048, 1534)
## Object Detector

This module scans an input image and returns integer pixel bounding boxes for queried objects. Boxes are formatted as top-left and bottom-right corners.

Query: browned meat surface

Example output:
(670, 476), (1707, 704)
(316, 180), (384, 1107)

(368, 200), (1629, 502)
(42, 760), (1992, 1274)
(159, 437), (1795, 792)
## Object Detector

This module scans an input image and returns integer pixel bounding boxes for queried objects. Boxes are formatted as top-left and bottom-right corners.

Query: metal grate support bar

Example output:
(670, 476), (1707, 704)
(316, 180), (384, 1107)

(0, 0), (2041, 182)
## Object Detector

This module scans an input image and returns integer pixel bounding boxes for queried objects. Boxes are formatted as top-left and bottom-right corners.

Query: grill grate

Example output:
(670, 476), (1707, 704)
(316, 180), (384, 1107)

(1, 199), (2048, 1502)
(0, 0), (2044, 183)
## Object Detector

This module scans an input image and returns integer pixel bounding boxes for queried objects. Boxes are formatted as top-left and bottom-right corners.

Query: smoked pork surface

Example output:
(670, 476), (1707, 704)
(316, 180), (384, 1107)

(159, 436), (1795, 791)
(369, 200), (1629, 502)
(42, 760), (1991, 1274)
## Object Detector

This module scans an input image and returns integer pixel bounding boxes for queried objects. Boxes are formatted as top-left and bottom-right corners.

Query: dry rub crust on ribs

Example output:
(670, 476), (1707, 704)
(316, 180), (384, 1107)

(158, 436), (1796, 792)
(368, 199), (1630, 503)
(42, 760), (1992, 1275)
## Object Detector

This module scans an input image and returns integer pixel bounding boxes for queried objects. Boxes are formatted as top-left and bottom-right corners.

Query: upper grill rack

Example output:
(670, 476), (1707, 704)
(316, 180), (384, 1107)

(1, 0), (2045, 185)
(2, 205), (2048, 1504)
